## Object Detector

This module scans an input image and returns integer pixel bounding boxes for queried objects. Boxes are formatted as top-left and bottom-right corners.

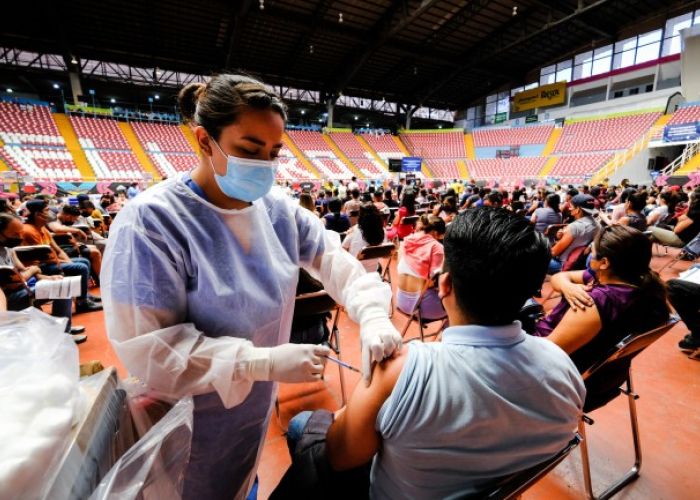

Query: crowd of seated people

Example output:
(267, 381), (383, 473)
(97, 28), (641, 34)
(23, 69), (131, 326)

(0, 187), (134, 343)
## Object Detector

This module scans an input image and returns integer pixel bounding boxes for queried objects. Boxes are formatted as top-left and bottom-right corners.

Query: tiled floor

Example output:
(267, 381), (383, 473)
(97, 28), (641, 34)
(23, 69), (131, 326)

(79, 249), (700, 499)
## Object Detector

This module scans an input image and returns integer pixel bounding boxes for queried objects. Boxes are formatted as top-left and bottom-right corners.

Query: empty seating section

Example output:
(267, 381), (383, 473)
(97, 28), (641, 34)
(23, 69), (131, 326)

(473, 125), (554, 147)
(69, 115), (144, 180)
(130, 122), (199, 178)
(554, 112), (660, 153)
(667, 103), (700, 126)
(70, 116), (129, 149)
(0, 102), (80, 180)
(548, 154), (612, 179)
(286, 130), (354, 179)
(427, 160), (460, 179)
(277, 147), (314, 181)
(401, 131), (466, 158)
(360, 133), (404, 163)
(130, 122), (194, 152)
(467, 158), (547, 180)
(85, 150), (144, 181)
(330, 132), (385, 177)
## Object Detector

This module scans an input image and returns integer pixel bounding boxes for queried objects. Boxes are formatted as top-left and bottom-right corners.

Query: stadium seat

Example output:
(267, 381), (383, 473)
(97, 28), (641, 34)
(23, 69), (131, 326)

(286, 130), (355, 179)
(554, 113), (660, 153)
(473, 125), (554, 147)
(666, 103), (700, 126)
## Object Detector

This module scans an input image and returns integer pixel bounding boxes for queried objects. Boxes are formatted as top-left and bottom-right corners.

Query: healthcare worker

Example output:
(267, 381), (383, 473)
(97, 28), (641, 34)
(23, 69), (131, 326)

(101, 74), (401, 500)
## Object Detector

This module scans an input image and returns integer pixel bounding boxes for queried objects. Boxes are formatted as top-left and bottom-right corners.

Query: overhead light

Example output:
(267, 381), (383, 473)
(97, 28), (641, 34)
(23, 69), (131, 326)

(154, 94), (160, 100)
(413, 66), (418, 75)
(354, 115), (358, 120)
(301, 110), (306, 115)
(259, 0), (264, 10)
(6, 88), (13, 94)
(309, 44), (314, 54)
(110, 98), (116, 104)
(512, 5), (518, 16)
(438, 124), (443, 129)
(338, 12), (343, 23)
(365, 123), (370, 127)
(70, 56), (78, 65)
(53, 83), (60, 89)
(155, 67), (162, 75)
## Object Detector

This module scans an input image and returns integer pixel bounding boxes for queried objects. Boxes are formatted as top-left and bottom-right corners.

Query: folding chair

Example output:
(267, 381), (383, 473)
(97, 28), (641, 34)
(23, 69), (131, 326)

(577, 317), (679, 500)
(464, 434), (583, 500)
(356, 242), (396, 285)
(401, 215), (419, 229)
(397, 281), (448, 342)
(656, 232), (700, 273)
(14, 245), (54, 267)
(52, 233), (75, 247)
(290, 291), (347, 405)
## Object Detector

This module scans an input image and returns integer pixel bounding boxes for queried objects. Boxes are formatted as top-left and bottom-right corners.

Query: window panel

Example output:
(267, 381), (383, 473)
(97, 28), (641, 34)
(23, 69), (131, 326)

(615, 36), (637, 53)
(638, 29), (662, 46)
(594, 44), (613, 59)
(613, 50), (635, 70)
(540, 72), (555, 85)
(592, 56), (611, 75)
(636, 42), (660, 64)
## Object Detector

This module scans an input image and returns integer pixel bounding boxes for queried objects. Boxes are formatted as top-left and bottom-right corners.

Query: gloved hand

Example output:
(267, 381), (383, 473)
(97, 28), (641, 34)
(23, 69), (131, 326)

(360, 313), (402, 386)
(245, 343), (331, 383)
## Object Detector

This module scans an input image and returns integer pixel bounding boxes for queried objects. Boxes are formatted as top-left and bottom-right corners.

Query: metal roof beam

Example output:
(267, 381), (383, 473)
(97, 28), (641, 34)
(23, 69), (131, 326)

(416, 0), (613, 105)
(329, 0), (443, 93)
(225, 0), (254, 69)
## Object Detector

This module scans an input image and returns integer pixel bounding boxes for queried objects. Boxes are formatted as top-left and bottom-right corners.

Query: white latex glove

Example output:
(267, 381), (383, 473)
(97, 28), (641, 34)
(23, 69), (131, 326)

(245, 343), (331, 383)
(360, 313), (402, 386)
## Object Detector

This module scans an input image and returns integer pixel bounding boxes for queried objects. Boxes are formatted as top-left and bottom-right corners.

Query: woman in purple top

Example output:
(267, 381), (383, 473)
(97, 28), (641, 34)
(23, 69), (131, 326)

(534, 225), (669, 373)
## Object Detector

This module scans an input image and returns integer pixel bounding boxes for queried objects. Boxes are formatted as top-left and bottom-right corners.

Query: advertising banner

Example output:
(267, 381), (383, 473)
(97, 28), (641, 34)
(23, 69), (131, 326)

(512, 82), (567, 112)
(663, 122), (700, 142)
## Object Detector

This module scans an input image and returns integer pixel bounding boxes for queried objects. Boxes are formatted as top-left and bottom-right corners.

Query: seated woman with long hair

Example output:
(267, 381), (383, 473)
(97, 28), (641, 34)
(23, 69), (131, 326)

(396, 214), (446, 319)
(534, 225), (669, 375)
(386, 191), (416, 241)
(342, 204), (389, 272)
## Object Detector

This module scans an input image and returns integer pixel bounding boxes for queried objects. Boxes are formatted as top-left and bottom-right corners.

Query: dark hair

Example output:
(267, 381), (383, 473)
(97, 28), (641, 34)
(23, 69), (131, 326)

(0, 212), (19, 234)
(383, 189), (393, 201)
(400, 191), (416, 215)
(442, 195), (457, 213)
(358, 204), (385, 246)
(567, 188), (579, 198)
(546, 193), (561, 212)
(62, 205), (81, 216)
(418, 214), (446, 235)
(328, 197), (342, 216)
(486, 192), (503, 207)
(178, 74), (287, 140)
(351, 188), (360, 199)
(626, 191), (646, 212)
(593, 225), (669, 325)
(443, 208), (550, 325)
(299, 193), (315, 213)
(620, 187), (637, 204)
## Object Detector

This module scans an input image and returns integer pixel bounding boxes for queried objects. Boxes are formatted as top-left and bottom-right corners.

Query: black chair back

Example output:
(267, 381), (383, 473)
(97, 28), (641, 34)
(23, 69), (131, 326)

(464, 434), (582, 500)
(356, 243), (395, 261)
(348, 210), (359, 218)
(293, 291), (338, 318)
(14, 245), (53, 267)
(52, 233), (75, 247)
(402, 215), (419, 228)
(581, 317), (678, 412)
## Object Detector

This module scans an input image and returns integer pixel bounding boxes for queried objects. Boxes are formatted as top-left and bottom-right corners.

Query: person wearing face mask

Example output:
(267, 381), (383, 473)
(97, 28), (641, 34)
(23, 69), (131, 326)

(101, 74), (401, 500)
(0, 213), (86, 342)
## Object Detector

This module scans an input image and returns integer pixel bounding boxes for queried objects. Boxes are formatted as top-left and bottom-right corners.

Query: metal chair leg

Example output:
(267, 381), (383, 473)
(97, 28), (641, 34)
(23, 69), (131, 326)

(578, 371), (642, 500)
(328, 308), (347, 406)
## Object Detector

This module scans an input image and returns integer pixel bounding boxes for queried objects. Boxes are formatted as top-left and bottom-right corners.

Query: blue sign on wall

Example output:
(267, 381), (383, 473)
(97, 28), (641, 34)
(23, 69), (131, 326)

(402, 157), (422, 172)
(663, 122), (700, 143)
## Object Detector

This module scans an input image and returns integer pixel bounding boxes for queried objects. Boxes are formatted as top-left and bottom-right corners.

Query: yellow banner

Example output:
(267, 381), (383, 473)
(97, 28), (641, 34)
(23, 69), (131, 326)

(512, 82), (566, 112)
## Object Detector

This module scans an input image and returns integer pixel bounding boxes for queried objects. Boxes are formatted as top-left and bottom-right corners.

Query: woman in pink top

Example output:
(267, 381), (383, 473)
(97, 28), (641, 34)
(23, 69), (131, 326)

(396, 215), (446, 319)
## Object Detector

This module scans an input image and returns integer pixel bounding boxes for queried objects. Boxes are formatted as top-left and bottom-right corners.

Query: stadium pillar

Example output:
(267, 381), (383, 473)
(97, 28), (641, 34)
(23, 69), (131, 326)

(681, 24), (700, 102)
(327, 99), (335, 128)
(405, 105), (418, 130)
(68, 72), (83, 105)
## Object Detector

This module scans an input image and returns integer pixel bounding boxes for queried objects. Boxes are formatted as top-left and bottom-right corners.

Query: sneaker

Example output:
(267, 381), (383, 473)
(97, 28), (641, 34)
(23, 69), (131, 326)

(69, 325), (86, 335)
(87, 294), (102, 303)
(72, 334), (87, 344)
(75, 299), (103, 313)
(678, 334), (700, 352)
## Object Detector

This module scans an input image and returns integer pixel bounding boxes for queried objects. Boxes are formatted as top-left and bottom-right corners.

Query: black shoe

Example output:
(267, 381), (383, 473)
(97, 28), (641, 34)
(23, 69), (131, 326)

(69, 325), (86, 335)
(76, 299), (103, 313)
(87, 294), (102, 303)
(678, 334), (700, 352)
(72, 334), (87, 344)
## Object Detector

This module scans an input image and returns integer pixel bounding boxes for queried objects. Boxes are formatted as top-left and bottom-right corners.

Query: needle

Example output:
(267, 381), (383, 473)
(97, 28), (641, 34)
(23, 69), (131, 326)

(324, 355), (360, 373)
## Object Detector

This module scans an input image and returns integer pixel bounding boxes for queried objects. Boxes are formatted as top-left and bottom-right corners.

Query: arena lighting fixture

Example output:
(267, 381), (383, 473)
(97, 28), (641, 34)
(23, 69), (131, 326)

(512, 5), (518, 16)
(338, 12), (343, 23)
(6, 88), (13, 93)
(110, 98), (116, 103)
(354, 115), (358, 120)
(154, 94), (160, 100)
(259, 0), (264, 10)
(70, 56), (78, 64)
(301, 110), (306, 115)
(53, 83), (60, 89)
(309, 44), (314, 54)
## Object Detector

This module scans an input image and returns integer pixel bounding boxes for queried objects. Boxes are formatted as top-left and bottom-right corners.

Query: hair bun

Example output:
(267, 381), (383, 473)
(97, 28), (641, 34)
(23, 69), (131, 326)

(178, 82), (206, 124)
